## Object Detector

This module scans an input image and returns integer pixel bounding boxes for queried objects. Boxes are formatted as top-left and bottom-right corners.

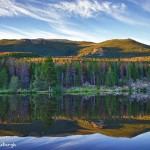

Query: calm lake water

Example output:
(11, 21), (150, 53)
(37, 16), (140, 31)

(0, 93), (150, 149)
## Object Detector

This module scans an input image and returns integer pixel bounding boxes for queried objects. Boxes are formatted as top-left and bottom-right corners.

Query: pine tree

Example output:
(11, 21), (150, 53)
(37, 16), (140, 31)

(33, 66), (43, 90)
(41, 55), (57, 90)
(131, 63), (138, 80)
(9, 76), (19, 92)
(105, 68), (110, 87)
(96, 75), (100, 89)
(112, 67), (118, 86)
(147, 66), (150, 80)
(0, 67), (8, 89)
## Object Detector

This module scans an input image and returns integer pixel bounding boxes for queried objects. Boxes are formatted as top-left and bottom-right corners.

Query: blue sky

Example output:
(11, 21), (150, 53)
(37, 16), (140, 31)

(0, 0), (150, 44)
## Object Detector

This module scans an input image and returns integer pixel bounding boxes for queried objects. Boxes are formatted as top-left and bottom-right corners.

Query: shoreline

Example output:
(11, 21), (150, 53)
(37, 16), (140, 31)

(0, 86), (149, 95)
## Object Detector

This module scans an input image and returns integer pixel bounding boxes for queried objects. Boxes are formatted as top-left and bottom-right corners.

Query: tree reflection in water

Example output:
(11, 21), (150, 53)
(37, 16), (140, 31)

(0, 94), (150, 137)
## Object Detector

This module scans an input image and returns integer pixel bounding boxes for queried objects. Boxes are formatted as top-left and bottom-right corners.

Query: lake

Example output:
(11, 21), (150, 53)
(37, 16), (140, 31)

(0, 93), (150, 149)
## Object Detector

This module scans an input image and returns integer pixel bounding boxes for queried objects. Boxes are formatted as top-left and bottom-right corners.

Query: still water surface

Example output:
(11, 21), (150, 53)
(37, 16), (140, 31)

(0, 93), (150, 149)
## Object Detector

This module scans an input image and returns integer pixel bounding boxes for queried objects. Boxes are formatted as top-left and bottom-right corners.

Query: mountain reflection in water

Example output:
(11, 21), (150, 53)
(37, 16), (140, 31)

(0, 94), (150, 137)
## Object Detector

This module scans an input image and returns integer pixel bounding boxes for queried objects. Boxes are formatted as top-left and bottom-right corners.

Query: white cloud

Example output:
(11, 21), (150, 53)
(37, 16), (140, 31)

(0, 0), (149, 43)
(0, 0), (145, 26)
(51, 0), (128, 22)
(0, 25), (102, 42)
(0, 0), (62, 24)
(0, 0), (26, 16)
(0, 26), (67, 39)
(128, 0), (150, 12)
(1, 25), (150, 45)
(51, 25), (102, 42)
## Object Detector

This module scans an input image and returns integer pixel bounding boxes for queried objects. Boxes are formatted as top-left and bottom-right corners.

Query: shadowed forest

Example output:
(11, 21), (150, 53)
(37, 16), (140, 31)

(0, 53), (150, 93)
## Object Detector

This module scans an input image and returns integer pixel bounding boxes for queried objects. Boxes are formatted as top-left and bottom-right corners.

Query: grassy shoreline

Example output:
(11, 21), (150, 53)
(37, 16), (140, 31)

(0, 86), (148, 95)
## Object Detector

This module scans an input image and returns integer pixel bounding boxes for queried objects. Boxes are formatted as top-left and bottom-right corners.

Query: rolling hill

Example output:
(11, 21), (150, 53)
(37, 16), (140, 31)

(0, 38), (150, 58)
(0, 39), (94, 57)
(78, 39), (150, 58)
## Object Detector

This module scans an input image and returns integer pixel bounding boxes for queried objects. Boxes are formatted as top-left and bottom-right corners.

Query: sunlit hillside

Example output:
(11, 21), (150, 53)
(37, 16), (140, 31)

(0, 38), (150, 58)
(78, 39), (150, 58)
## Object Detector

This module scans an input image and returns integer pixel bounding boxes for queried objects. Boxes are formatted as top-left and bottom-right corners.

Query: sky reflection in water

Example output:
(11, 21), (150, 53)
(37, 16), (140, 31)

(0, 132), (150, 150)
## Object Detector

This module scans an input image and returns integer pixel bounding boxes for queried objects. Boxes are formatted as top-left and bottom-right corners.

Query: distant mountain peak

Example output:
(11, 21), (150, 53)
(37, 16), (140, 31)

(0, 38), (150, 58)
(78, 38), (150, 58)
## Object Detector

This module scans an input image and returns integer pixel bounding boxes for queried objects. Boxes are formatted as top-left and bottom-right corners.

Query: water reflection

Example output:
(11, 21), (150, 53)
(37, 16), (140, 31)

(57, 94), (150, 120)
(0, 94), (150, 137)
(0, 132), (150, 150)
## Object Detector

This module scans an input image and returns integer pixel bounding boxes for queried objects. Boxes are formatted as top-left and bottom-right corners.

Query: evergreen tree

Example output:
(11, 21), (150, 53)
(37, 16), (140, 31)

(105, 68), (111, 87)
(131, 63), (138, 80)
(33, 66), (43, 90)
(9, 76), (19, 92)
(0, 67), (8, 89)
(96, 75), (100, 89)
(147, 66), (150, 80)
(41, 55), (57, 90)
(112, 68), (117, 86)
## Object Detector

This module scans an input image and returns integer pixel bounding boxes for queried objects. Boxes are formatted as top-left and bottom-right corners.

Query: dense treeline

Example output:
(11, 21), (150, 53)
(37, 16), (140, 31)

(56, 60), (150, 88)
(0, 55), (57, 91)
(0, 56), (150, 92)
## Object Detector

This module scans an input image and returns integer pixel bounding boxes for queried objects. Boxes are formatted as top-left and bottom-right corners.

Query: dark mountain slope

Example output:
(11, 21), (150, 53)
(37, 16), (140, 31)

(0, 38), (150, 58)
(0, 39), (94, 57)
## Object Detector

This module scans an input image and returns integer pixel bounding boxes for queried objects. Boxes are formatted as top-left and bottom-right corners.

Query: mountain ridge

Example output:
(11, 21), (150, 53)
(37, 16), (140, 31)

(0, 38), (150, 58)
(78, 38), (150, 58)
